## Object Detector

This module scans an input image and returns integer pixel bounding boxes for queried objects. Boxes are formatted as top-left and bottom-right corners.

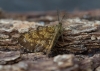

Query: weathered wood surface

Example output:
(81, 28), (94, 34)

(0, 11), (100, 71)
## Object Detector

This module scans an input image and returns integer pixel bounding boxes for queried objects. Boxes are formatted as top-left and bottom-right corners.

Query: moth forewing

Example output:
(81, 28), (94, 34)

(18, 25), (58, 53)
(45, 25), (60, 55)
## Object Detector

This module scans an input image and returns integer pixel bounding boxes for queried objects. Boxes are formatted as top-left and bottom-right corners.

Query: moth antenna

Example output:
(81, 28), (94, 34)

(57, 10), (65, 23)
(61, 15), (65, 23)
(57, 10), (60, 23)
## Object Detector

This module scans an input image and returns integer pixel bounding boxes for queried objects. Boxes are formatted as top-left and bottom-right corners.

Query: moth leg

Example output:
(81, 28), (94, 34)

(60, 31), (64, 43)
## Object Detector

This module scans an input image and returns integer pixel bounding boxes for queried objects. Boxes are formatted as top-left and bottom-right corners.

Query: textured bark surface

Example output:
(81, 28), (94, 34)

(0, 10), (100, 71)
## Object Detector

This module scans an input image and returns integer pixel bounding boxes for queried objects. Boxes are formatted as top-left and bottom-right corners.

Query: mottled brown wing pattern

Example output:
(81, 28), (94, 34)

(18, 25), (59, 54)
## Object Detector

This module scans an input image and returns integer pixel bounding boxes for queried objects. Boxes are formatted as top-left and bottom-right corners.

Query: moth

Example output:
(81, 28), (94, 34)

(18, 11), (64, 55)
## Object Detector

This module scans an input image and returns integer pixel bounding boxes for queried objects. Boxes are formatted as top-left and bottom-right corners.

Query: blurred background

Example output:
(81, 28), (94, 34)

(0, 0), (100, 12)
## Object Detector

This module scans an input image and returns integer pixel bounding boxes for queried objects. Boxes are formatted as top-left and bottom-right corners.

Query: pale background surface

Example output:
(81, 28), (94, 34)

(0, 0), (100, 12)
